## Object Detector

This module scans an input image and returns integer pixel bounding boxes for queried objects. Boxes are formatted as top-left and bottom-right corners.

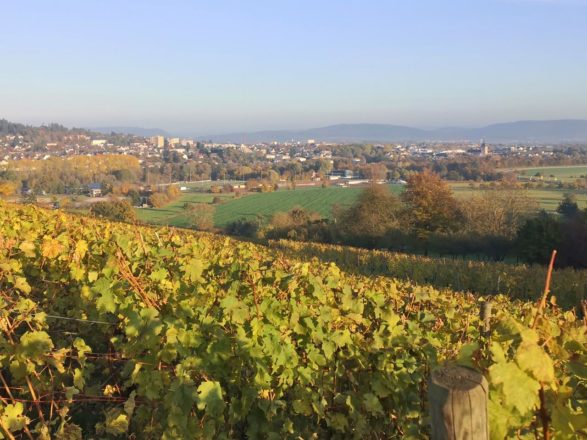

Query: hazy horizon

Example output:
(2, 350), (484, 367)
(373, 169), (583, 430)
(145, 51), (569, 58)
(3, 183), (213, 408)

(2, 0), (587, 133)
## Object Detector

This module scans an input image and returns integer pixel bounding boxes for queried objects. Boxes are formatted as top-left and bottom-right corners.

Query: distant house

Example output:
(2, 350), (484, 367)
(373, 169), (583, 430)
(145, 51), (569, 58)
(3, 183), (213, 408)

(87, 183), (102, 197)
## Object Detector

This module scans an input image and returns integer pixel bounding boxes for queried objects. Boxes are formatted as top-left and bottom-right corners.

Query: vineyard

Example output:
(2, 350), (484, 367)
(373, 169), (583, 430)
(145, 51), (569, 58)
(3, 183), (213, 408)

(0, 202), (585, 439)
(269, 240), (587, 310)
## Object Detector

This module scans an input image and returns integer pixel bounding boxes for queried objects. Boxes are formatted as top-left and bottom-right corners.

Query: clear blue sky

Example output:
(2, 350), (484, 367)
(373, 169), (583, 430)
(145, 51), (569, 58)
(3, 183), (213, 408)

(1, 0), (586, 135)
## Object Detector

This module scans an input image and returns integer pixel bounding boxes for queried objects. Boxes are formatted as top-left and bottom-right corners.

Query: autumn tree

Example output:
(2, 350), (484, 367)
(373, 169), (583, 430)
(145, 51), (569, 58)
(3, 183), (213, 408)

(149, 193), (169, 208)
(401, 170), (461, 242)
(460, 189), (538, 239)
(0, 181), (18, 197)
(317, 159), (333, 177)
(186, 203), (215, 230)
(337, 185), (401, 247)
(266, 170), (281, 184)
(363, 163), (388, 182)
(166, 185), (181, 200)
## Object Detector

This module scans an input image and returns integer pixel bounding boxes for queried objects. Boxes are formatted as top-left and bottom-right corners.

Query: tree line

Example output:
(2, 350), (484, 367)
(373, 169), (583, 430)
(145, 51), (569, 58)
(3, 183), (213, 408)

(229, 171), (586, 268)
(0, 155), (140, 195)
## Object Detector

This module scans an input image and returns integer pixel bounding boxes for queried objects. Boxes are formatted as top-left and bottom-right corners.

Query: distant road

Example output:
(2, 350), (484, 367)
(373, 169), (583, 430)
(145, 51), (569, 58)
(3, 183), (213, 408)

(154, 179), (245, 188)
(153, 179), (212, 187)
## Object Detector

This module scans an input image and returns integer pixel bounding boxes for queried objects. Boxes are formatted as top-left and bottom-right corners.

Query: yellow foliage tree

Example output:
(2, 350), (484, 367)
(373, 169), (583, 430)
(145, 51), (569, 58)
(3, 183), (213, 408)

(0, 181), (18, 197)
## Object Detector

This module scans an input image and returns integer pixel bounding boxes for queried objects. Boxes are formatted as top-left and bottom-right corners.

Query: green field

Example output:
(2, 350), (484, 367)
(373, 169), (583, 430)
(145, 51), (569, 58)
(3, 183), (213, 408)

(137, 185), (403, 228)
(137, 181), (587, 230)
(214, 185), (405, 226)
(449, 182), (587, 211)
(136, 192), (235, 227)
(499, 164), (587, 182)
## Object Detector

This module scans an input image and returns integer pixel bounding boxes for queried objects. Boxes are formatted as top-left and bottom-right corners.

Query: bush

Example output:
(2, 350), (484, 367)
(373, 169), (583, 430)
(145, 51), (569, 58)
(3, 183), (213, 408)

(89, 200), (137, 222)
(515, 211), (563, 265)
(225, 218), (259, 237)
(127, 189), (142, 207)
(0, 180), (18, 197)
(166, 185), (181, 200)
(149, 192), (169, 208)
(186, 203), (215, 230)
(264, 207), (331, 242)
(336, 185), (402, 247)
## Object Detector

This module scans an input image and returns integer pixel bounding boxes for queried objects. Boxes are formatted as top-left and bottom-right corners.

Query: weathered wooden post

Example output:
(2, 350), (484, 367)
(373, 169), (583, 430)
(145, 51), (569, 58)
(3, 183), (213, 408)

(479, 300), (492, 337)
(428, 364), (489, 440)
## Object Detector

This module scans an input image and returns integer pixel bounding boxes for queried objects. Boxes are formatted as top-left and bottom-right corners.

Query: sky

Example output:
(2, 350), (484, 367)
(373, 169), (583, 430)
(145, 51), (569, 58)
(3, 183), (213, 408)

(1, 0), (586, 135)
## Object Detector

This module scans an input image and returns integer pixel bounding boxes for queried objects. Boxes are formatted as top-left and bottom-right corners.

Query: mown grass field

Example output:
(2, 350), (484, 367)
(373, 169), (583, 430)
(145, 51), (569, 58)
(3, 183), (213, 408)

(498, 164), (587, 182)
(214, 185), (406, 226)
(136, 192), (235, 227)
(136, 185), (403, 228)
(449, 182), (587, 211)
(137, 180), (587, 229)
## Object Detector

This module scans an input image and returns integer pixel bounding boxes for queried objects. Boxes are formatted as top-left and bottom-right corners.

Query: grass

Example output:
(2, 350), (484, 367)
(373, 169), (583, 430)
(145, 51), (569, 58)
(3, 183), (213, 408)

(136, 192), (235, 227)
(137, 180), (587, 230)
(498, 164), (587, 182)
(214, 185), (404, 226)
(136, 184), (403, 228)
(449, 182), (587, 211)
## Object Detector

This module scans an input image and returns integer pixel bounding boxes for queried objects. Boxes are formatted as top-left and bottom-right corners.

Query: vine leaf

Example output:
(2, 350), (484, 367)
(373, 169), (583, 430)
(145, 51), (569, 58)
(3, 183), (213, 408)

(489, 361), (539, 415)
(18, 331), (54, 360)
(196, 381), (225, 417)
(515, 341), (555, 384)
(1, 403), (28, 431)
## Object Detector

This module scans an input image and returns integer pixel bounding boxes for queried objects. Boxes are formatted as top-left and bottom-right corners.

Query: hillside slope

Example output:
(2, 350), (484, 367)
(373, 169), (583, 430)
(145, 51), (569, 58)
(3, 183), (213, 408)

(0, 203), (584, 438)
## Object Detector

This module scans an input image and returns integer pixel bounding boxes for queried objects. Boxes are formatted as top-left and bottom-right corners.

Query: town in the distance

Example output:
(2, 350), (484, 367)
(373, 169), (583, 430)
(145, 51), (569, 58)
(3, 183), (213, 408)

(1, 117), (587, 270)
(2, 119), (587, 195)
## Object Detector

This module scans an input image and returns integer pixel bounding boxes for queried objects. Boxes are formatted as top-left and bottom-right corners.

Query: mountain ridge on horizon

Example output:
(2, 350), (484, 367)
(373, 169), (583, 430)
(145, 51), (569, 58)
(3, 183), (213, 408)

(4, 118), (587, 143)
(198, 119), (587, 143)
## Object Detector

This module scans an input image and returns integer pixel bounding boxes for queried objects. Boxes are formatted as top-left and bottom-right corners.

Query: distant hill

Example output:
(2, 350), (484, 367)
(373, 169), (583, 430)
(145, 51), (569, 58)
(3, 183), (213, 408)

(0, 119), (162, 146)
(0, 119), (88, 136)
(201, 124), (427, 143)
(4, 118), (587, 143)
(461, 120), (587, 142)
(92, 126), (171, 137)
(202, 120), (587, 143)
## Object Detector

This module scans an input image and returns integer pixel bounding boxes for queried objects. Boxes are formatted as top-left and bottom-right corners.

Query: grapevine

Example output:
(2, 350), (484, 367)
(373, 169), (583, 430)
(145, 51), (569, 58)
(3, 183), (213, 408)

(0, 202), (585, 439)
(270, 239), (587, 310)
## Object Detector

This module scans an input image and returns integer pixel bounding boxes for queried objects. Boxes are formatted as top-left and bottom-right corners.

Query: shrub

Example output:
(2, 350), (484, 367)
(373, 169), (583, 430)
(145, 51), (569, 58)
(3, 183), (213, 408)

(149, 192), (169, 208)
(225, 218), (259, 237)
(89, 200), (137, 222)
(186, 203), (215, 230)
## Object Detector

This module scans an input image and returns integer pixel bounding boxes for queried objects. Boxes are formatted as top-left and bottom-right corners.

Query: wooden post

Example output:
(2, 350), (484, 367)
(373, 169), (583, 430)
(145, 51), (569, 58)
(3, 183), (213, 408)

(479, 300), (492, 337)
(429, 364), (489, 440)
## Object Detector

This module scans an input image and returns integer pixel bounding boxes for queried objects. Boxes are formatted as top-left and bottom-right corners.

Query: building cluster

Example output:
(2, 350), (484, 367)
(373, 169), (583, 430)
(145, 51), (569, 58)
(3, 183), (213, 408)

(0, 131), (569, 171)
